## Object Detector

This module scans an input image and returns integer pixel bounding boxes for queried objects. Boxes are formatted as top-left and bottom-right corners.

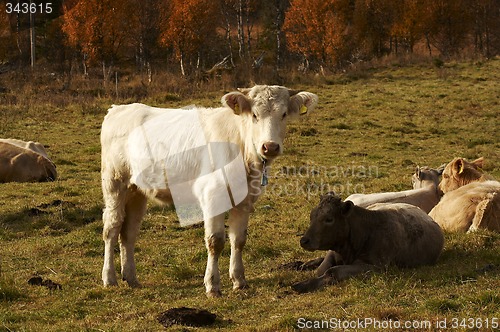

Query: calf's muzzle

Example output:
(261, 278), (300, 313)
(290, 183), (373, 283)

(262, 142), (280, 157)
(300, 236), (313, 251)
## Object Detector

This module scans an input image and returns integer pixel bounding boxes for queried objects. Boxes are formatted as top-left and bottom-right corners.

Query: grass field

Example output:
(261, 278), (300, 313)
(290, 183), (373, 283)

(1, 58), (499, 331)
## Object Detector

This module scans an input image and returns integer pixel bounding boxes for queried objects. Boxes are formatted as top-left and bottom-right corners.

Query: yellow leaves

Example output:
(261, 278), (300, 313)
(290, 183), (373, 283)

(61, 0), (134, 63)
(284, 0), (350, 63)
(159, 0), (219, 59)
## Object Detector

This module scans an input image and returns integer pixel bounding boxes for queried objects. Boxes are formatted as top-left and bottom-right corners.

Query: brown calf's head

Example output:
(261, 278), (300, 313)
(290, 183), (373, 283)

(221, 85), (318, 161)
(439, 157), (484, 193)
(300, 192), (353, 251)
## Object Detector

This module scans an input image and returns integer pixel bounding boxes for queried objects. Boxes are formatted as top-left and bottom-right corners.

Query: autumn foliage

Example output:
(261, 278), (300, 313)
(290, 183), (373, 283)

(0, 0), (498, 76)
(62, 0), (133, 65)
(284, 0), (500, 67)
(159, 0), (220, 75)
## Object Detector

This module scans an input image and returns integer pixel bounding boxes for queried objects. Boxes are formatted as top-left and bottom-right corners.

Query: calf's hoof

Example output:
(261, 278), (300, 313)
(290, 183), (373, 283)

(206, 290), (222, 298)
(291, 278), (323, 294)
(102, 278), (119, 287)
(125, 279), (143, 288)
(300, 257), (325, 271)
(232, 280), (248, 291)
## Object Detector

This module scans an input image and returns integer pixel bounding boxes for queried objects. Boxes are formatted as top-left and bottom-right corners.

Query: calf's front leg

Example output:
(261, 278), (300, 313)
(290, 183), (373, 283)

(315, 250), (343, 277)
(228, 208), (249, 290)
(204, 213), (226, 297)
(292, 261), (378, 293)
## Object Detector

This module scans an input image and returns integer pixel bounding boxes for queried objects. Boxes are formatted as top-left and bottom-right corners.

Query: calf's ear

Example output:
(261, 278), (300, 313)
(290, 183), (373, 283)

(452, 158), (465, 175)
(415, 166), (421, 179)
(288, 91), (319, 118)
(222, 92), (252, 115)
(341, 201), (354, 216)
(471, 157), (484, 170)
(436, 163), (446, 175)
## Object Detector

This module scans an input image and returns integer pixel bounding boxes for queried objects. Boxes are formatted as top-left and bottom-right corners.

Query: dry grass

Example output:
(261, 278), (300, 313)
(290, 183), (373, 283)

(0, 58), (499, 331)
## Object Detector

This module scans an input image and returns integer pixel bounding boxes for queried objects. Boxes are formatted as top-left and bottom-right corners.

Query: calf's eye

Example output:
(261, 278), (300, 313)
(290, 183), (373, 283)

(282, 113), (287, 120)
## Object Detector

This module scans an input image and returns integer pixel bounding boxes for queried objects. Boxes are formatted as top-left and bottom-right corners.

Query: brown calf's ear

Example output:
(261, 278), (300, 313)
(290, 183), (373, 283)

(471, 157), (484, 170)
(452, 158), (465, 175)
(288, 91), (319, 118)
(221, 92), (251, 115)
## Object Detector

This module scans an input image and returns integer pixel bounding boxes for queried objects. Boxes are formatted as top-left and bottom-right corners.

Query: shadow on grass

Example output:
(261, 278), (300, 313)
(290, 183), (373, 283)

(0, 199), (102, 239)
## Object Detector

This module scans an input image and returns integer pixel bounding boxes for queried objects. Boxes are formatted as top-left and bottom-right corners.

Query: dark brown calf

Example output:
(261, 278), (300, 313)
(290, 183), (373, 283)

(293, 193), (444, 293)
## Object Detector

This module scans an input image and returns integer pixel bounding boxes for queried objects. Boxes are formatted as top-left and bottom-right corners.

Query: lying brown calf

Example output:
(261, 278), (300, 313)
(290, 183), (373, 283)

(0, 141), (57, 183)
(292, 192), (444, 293)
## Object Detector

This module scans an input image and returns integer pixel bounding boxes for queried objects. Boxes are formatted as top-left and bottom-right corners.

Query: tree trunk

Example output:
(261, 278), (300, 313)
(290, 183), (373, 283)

(237, 0), (245, 59)
(425, 33), (432, 57)
(180, 52), (185, 76)
(246, 1), (251, 58)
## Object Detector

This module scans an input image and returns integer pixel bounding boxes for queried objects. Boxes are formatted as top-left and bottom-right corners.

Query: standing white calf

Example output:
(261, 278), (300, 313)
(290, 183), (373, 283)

(100, 85), (318, 297)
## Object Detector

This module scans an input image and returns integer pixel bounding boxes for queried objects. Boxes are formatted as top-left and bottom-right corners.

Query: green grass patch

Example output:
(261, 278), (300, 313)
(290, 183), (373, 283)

(0, 59), (499, 331)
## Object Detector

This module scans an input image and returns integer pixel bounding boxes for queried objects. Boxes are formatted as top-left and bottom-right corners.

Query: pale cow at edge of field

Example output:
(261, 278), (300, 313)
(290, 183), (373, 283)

(100, 85), (318, 297)
(313, 165), (444, 276)
(291, 192), (444, 293)
(429, 157), (500, 232)
(0, 138), (57, 183)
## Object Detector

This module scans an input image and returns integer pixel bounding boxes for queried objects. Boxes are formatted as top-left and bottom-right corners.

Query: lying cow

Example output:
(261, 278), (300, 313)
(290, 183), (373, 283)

(430, 157), (499, 232)
(311, 165), (444, 276)
(292, 192), (444, 293)
(346, 165), (444, 213)
(0, 138), (52, 160)
(0, 139), (57, 183)
(438, 157), (493, 193)
(429, 181), (500, 232)
(101, 85), (318, 297)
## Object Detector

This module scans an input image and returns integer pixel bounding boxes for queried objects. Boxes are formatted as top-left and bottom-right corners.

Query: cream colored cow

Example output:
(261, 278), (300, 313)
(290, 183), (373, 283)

(100, 85), (318, 296)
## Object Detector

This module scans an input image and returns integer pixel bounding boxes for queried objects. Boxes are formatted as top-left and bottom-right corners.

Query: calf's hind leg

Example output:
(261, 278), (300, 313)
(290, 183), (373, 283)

(120, 189), (147, 288)
(102, 180), (127, 287)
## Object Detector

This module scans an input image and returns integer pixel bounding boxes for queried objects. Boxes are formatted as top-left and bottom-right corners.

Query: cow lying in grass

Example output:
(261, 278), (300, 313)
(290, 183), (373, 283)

(311, 165), (444, 277)
(101, 85), (318, 297)
(430, 157), (500, 232)
(346, 165), (444, 213)
(0, 139), (57, 183)
(292, 192), (444, 293)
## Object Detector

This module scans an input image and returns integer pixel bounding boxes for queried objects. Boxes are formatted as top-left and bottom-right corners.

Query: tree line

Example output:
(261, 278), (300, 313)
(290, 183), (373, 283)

(0, 0), (499, 79)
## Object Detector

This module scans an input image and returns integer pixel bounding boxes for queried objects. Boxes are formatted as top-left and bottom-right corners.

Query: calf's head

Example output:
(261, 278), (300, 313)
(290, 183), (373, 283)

(439, 157), (484, 193)
(412, 165), (445, 190)
(300, 192), (353, 251)
(222, 85), (318, 161)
